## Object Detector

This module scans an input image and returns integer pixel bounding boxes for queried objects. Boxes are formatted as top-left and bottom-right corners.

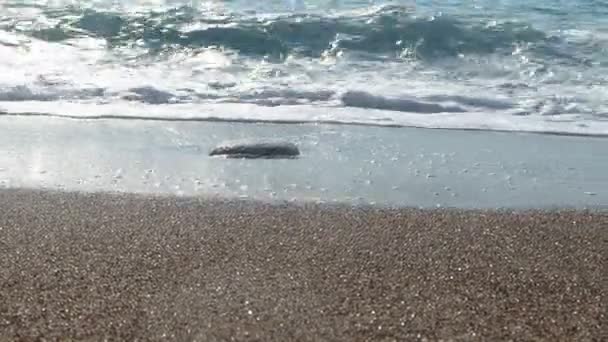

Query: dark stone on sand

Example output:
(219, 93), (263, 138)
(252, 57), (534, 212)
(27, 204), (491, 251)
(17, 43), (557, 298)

(209, 140), (300, 159)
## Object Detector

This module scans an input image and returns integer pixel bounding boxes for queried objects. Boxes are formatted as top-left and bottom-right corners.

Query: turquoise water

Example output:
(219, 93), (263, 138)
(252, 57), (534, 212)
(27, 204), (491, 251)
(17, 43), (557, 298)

(1, 0), (607, 135)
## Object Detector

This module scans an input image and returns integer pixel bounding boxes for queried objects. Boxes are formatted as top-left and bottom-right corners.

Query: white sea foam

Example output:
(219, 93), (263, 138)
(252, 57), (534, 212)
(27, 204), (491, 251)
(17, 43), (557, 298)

(0, 1), (607, 136)
(2, 100), (607, 137)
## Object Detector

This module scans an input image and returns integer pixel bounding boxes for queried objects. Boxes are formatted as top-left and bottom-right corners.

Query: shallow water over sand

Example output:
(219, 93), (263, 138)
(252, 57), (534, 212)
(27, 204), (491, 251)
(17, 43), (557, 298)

(1, 117), (606, 208)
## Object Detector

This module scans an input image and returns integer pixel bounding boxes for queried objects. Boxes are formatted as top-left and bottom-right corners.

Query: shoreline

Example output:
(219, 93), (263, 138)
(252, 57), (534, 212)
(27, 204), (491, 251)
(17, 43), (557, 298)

(1, 117), (607, 208)
(3, 111), (608, 139)
(1, 189), (605, 340)
(4, 186), (608, 212)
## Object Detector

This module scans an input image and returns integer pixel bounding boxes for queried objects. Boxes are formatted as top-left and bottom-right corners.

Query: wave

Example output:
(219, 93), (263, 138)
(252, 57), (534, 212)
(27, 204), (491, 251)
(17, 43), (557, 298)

(1, 3), (606, 137)
(0, 83), (599, 119)
(0, 85), (105, 102)
(1, 5), (555, 60)
(2, 101), (607, 138)
(341, 91), (466, 113)
(0, 84), (517, 113)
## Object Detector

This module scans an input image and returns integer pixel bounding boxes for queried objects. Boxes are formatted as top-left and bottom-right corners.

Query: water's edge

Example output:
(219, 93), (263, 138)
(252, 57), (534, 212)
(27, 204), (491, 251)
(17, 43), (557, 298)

(1, 116), (606, 209)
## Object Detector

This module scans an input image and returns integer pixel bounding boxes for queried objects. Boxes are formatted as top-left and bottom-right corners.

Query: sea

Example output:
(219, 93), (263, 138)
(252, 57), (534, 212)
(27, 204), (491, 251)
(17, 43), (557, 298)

(1, 0), (607, 135)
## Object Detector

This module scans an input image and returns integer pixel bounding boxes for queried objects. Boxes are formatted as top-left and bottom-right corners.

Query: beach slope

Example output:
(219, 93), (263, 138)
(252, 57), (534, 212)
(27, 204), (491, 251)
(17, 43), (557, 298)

(0, 190), (605, 340)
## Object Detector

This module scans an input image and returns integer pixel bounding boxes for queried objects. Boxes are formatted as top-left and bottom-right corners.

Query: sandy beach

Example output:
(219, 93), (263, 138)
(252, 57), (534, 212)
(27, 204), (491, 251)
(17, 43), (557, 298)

(0, 189), (605, 340)
(2, 1), (608, 340)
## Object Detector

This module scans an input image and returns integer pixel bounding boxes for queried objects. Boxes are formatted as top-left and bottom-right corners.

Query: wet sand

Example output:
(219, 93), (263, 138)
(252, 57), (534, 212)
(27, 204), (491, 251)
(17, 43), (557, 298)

(0, 189), (606, 341)
(3, 117), (608, 208)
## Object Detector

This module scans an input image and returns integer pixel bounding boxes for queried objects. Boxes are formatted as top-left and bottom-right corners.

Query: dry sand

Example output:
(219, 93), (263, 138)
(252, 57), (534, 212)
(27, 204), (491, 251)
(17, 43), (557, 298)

(0, 189), (606, 341)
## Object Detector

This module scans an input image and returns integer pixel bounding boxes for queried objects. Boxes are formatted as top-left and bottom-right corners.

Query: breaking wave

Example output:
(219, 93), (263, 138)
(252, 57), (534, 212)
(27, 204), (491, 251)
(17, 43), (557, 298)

(0, 1), (607, 136)
(1, 5), (569, 60)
